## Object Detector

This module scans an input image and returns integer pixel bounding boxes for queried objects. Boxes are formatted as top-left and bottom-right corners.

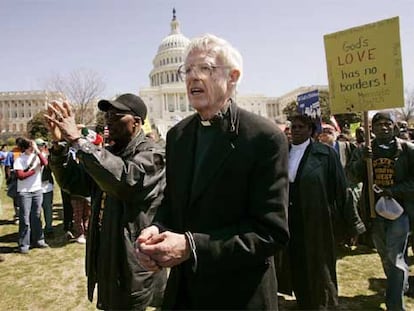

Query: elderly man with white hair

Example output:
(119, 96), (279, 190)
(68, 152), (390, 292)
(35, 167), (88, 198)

(135, 34), (290, 310)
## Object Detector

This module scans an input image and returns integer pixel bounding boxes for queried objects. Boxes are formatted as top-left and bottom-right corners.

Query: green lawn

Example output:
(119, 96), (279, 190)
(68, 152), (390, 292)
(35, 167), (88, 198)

(0, 184), (96, 310)
(1, 182), (413, 310)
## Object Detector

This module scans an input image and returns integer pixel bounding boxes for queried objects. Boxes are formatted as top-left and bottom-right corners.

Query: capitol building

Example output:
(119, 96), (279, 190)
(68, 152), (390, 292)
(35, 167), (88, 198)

(140, 10), (286, 138)
(140, 10), (327, 137)
(0, 10), (327, 137)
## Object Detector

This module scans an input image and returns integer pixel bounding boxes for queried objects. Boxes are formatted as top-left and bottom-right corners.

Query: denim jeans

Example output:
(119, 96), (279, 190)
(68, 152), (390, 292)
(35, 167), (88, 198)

(372, 213), (410, 311)
(42, 191), (54, 233)
(18, 190), (44, 250)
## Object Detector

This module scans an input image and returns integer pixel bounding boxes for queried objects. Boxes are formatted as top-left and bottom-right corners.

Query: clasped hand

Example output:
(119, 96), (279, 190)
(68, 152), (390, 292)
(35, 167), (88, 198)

(135, 225), (190, 272)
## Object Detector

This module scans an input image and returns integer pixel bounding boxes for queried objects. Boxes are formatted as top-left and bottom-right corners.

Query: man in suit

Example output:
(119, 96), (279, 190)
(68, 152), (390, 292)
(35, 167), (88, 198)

(135, 34), (290, 310)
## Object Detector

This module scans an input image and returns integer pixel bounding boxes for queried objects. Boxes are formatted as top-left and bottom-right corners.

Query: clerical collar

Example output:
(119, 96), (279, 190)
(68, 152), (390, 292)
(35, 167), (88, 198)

(200, 120), (213, 127)
(199, 99), (232, 127)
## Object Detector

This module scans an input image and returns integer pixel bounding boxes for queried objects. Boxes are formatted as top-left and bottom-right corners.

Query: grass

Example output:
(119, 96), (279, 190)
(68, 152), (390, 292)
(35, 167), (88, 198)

(1, 182), (414, 310)
(0, 184), (95, 311)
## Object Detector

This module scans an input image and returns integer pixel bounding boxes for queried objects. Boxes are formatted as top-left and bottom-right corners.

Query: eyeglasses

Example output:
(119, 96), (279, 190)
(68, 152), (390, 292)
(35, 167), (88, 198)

(104, 111), (139, 121)
(177, 63), (230, 81)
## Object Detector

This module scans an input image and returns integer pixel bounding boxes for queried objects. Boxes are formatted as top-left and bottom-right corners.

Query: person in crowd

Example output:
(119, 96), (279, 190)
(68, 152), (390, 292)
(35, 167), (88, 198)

(66, 145), (92, 245)
(0, 145), (5, 217)
(45, 93), (167, 310)
(284, 121), (292, 143)
(276, 114), (365, 310)
(36, 138), (55, 239)
(70, 195), (90, 244)
(135, 34), (289, 310)
(355, 126), (366, 147)
(61, 189), (74, 240)
(14, 137), (49, 254)
(397, 120), (409, 133)
(0, 144), (7, 177)
(318, 123), (356, 169)
(398, 122), (412, 141)
(277, 115), (365, 310)
(319, 122), (364, 246)
(347, 112), (414, 311)
(275, 117), (292, 143)
(409, 128), (414, 141)
(5, 145), (21, 224)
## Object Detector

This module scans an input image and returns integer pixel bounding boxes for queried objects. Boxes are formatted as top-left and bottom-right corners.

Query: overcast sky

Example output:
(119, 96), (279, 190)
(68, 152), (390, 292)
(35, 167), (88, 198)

(1, 0), (413, 98)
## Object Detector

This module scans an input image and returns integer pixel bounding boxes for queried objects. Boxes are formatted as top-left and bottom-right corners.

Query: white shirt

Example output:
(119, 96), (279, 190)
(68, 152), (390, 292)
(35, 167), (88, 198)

(13, 152), (42, 193)
(288, 139), (310, 183)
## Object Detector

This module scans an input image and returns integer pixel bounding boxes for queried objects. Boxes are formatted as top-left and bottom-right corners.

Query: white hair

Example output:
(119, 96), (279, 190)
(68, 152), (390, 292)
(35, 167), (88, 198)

(183, 33), (243, 84)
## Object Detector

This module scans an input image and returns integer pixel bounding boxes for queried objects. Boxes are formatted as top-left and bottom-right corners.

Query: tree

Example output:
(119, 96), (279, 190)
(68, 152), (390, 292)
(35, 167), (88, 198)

(283, 90), (331, 122)
(282, 89), (362, 129)
(26, 110), (49, 139)
(393, 87), (414, 125)
(45, 68), (106, 125)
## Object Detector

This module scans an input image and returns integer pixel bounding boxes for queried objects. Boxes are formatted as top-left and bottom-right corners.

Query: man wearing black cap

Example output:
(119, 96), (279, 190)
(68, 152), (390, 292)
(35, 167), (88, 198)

(44, 94), (167, 310)
(347, 111), (414, 311)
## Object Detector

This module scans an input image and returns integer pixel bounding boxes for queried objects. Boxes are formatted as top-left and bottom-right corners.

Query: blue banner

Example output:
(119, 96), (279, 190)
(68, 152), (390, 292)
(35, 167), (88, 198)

(297, 90), (322, 133)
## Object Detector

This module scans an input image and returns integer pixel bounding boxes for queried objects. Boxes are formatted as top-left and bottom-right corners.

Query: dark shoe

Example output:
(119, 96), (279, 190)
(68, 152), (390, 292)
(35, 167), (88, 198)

(65, 231), (75, 241)
(45, 231), (55, 239)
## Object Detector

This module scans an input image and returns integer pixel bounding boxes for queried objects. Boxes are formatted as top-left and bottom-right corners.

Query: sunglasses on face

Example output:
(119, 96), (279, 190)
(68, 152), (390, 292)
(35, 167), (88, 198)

(104, 111), (140, 121)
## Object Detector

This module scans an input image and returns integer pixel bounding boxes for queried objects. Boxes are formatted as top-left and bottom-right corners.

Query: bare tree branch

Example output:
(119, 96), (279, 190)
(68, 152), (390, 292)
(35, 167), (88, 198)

(44, 68), (106, 124)
(394, 87), (414, 123)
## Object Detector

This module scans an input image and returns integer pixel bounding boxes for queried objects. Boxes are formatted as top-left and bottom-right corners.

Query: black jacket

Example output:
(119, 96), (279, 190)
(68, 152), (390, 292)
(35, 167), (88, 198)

(347, 137), (414, 220)
(155, 102), (290, 310)
(276, 140), (366, 309)
(50, 131), (166, 310)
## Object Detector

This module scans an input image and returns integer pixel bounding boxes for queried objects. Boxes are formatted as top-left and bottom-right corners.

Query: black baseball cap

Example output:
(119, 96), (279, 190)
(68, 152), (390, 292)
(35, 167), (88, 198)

(98, 93), (147, 124)
(371, 112), (395, 125)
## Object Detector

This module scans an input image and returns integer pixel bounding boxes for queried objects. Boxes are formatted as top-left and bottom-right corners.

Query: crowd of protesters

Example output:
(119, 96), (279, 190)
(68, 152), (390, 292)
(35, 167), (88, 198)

(0, 33), (413, 311)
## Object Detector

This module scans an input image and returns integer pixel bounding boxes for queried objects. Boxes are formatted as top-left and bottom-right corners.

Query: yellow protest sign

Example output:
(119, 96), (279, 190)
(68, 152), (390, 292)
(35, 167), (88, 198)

(324, 17), (404, 114)
(142, 116), (152, 134)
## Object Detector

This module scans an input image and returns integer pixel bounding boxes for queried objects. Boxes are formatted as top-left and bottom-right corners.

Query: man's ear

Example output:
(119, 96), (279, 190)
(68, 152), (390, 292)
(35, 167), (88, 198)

(228, 69), (240, 85)
(134, 116), (141, 124)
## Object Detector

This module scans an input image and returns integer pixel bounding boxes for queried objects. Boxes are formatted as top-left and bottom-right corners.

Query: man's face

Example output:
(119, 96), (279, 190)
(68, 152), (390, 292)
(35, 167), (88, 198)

(184, 49), (232, 117)
(291, 120), (312, 145)
(318, 127), (337, 146)
(372, 119), (395, 143)
(284, 127), (292, 144)
(104, 109), (138, 143)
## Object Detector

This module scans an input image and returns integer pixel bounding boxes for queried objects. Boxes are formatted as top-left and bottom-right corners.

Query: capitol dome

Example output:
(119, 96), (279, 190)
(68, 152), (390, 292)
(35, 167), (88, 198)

(157, 30), (190, 53)
(149, 9), (190, 87)
(139, 9), (275, 140)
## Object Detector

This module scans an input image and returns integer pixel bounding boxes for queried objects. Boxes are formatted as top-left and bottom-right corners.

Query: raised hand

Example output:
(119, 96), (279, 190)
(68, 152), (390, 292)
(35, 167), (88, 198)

(44, 101), (81, 142)
(45, 102), (63, 141)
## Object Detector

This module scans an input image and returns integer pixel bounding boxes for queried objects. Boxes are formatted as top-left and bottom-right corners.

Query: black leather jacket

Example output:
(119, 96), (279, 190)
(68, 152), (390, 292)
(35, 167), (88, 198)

(50, 131), (166, 310)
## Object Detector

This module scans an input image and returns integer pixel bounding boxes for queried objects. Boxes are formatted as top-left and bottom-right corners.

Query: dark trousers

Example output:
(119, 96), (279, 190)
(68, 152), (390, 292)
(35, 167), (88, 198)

(61, 190), (73, 232)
